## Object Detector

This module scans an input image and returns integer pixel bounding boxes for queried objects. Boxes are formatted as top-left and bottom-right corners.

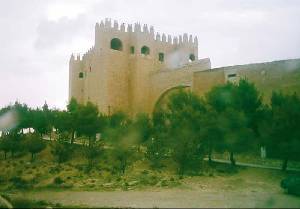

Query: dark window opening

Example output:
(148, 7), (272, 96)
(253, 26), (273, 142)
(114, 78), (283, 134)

(159, 53), (164, 62)
(189, 54), (195, 62)
(141, 46), (150, 55)
(110, 38), (123, 51)
(228, 74), (237, 78)
(130, 46), (135, 54)
(79, 72), (84, 78)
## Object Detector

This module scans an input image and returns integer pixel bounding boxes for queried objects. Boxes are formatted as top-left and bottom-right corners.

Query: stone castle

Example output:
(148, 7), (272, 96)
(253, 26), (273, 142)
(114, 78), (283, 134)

(69, 19), (300, 115)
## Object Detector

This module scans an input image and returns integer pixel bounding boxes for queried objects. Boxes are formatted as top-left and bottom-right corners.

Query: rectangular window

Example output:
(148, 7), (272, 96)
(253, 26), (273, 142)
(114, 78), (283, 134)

(130, 46), (135, 54)
(227, 74), (236, 78)
(159, 53), (164, 62)
(79, 72), (84, 78)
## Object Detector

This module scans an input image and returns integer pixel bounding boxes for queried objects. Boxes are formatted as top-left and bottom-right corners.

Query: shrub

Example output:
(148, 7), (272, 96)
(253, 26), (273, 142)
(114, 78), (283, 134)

(281, 176), (300, 196)
(49, 166), (61, 174)
(51, 139), (73, 163)
(10, 176), (31, 189)
(24, 134), (46, 161)
(9, 197), (49, 208)
(53, 177), (64, 185)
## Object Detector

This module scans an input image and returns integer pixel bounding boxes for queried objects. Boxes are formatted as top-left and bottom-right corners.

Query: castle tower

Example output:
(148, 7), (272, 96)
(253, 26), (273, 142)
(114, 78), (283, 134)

(69, 19), (204, 115)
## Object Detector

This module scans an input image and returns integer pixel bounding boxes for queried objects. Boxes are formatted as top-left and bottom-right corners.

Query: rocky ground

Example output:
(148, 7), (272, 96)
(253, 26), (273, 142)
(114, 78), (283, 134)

(8, 167), (300, 208)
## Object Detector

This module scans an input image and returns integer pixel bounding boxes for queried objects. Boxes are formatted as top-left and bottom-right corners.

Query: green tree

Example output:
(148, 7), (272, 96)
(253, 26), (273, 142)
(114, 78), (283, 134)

(268, 92), (300, 171)
(13, 102), (32, 134)
(145, 137), (166, 169)
(165, 90), (206, 174)
(24, 134), (46, 161)
(133, 113), (152, 145)
(219, 109), (254, 166)
(51, 137), (73, 163)
(104, 112), (135, 175)
(205, 80), (261, 166)
(0, 134), (11, 159)
(85, 143), (103, 169)
(66, 98), (80, 144)
(199, 109), (225, 164)
(112, 145), (133, 175)
(0, 133), (23, 158)
(77, 102), (101, 146)
(144, 110), (168, 169)
(31, 108), (51, 136)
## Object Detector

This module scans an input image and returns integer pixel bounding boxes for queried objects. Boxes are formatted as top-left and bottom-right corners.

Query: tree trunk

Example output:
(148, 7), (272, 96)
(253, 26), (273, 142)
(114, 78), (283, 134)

(31, 153), (34, 162)
(230, 152), (236, 166)
(4, 152), (7, 160)
(121, 159), (127, 175)
(282, 158), (288, 171)
(71, 131), (75, 144)
(208, 148), (212, 164)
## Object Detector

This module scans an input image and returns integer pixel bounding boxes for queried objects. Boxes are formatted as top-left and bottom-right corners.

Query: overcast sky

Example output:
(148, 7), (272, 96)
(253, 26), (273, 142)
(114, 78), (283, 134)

(0, 0), (300, 109)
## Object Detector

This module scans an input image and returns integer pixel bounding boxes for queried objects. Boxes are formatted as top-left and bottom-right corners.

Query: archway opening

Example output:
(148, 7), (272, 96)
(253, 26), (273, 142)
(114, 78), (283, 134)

(111, 38), (123, 51)
(159, 52), (164, 62)
(153, 85), (191, 113)
(141, 46), (150, 55)
(189, 54), (195, 62)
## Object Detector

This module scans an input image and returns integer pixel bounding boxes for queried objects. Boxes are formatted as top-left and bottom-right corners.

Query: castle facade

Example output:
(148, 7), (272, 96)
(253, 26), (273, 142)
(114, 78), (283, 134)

(69, 19), (300, 115)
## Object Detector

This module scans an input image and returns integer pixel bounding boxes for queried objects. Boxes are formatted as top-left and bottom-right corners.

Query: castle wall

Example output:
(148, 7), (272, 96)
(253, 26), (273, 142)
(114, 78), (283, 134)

(149, 59), (211, 113)
(192, 59), (300, 101)
(69, 19), (300, 116)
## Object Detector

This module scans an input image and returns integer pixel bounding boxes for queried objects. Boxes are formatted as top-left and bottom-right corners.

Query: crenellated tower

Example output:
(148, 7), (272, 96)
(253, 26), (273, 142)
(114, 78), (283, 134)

(69, 19), (210, 115)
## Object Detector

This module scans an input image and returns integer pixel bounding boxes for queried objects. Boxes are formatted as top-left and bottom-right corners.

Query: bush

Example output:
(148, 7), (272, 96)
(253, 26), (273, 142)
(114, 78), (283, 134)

(281, 176), (300, 196)
(10, 176), (31, 189)
(24, 134), (46, 161)
(51, 139), (73, 163)
(49, 165), (61, 174)
(9, 197), (49, 208)
(53, 177), (64, 185)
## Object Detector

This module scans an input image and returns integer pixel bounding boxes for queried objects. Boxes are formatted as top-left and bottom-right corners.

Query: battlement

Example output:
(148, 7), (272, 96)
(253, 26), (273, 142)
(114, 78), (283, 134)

(95, 18), (198, 47)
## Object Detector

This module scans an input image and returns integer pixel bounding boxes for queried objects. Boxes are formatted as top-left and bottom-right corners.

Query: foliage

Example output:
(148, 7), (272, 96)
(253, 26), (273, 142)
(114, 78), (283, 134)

(51, 138), (73, 163)
(164, 90), (206, 174)
(77, 102), (103, 146)
(24, 133), (46, 161)
(145, 137), (166, 169)
(0, 133), (23, 158)
(199, 109), (225, 163)
(267, 92), (300, 171)
(281, 175), (300, 196)
(85, 142), (103, 169)
(0, 80), (299, 175)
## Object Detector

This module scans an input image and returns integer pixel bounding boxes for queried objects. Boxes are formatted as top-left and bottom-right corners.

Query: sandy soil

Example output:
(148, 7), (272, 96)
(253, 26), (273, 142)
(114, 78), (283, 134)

(18, 167), (300, 208)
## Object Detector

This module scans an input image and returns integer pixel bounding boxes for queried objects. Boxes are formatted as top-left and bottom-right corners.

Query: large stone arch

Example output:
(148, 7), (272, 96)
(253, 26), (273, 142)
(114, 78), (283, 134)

(153, 85), (191, 113)
(148, 69), (195, 114)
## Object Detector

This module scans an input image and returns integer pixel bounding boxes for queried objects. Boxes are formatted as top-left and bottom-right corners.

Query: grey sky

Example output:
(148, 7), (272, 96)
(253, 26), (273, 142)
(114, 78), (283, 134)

(0, 0), (300, 109)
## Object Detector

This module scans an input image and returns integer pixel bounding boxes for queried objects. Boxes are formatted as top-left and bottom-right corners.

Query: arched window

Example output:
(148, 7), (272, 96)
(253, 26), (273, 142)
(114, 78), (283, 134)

(130, 46), (135, 54)
(189, 54), (196, 62)
(110, 38), (123, 51)
(79, 72), (84, 78)
(159, 52), (164, 62)
(141, 46), (150, 55)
